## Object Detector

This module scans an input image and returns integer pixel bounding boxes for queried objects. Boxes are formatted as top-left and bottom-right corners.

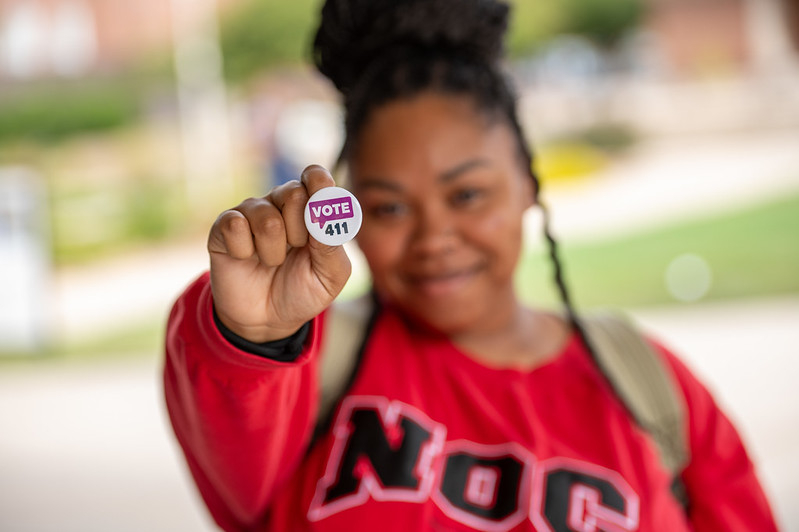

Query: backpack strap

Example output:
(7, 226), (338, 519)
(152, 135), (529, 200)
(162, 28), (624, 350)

(582, 311), (690, 505)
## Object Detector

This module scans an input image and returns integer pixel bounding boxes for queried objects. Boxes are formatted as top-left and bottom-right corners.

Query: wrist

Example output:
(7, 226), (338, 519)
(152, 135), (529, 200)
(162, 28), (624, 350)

(212, 308), (311, 362)
(214, 312), (304, 344)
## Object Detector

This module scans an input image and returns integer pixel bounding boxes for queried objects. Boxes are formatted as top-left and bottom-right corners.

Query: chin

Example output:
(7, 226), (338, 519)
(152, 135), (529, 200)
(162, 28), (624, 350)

(397, 295), (482, 336)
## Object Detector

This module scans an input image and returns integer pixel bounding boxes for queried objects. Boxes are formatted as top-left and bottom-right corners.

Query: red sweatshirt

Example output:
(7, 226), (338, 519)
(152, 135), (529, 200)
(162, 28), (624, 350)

(164, 273), (778, 531)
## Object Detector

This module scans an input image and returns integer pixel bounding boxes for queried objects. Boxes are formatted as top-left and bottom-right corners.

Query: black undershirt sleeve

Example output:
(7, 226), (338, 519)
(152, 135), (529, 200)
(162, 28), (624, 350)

(212, 308), (311, 363)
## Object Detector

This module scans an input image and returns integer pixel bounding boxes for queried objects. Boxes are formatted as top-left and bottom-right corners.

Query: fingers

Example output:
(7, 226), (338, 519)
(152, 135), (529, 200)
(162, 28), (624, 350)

(207, 197), (288, 266)
(208, 209), (254, 259)
(267, 165), (339, 247)
(208, 165), (340, 265)
(233, 197), (288, 266)
(268, 180), (310, 248)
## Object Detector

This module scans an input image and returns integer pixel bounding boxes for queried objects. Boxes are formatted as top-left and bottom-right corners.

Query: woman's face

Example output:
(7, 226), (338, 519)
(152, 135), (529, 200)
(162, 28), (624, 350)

(350, 91), (535, 335)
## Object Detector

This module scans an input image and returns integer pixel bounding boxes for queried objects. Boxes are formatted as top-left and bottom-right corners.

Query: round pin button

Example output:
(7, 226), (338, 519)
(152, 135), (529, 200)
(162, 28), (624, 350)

(304, 186), (362, 246)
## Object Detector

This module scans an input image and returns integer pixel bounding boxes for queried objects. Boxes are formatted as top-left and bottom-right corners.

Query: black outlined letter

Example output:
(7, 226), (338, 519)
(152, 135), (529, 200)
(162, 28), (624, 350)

(533, 458), (640, 532)
(308, 397), (446, 521)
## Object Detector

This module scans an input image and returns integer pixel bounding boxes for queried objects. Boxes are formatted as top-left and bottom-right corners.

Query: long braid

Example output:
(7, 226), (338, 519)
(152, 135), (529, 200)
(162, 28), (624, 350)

(539, 200), (578, 324)
(505, 109), (597, 356)
(537, 196), (596, 355)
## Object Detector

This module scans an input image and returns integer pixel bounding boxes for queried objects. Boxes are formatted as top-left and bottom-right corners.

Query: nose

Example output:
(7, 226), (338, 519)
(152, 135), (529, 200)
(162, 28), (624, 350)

(409, 202), (458, 259)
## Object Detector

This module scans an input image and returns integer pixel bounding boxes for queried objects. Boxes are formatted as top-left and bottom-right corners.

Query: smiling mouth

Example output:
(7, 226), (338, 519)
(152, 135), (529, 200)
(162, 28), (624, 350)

(406, 266), (483, 297)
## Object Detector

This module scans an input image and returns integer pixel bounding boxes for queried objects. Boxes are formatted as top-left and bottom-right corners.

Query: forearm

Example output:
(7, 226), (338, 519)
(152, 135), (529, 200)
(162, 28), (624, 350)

(163, 273), (321, 529)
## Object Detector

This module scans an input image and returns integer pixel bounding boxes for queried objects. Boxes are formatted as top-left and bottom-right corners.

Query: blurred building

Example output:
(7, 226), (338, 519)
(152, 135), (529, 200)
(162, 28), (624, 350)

(647, 0), (797, 77)
(3, 0), (798, 82)
(0, 0), (242, 80)
(648, 0), (748, 76)
(520, 0), (799, 140)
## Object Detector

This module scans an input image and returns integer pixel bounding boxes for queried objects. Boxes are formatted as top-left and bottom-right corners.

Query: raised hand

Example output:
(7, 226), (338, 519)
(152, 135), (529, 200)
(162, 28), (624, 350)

(207, 165), (352, 343)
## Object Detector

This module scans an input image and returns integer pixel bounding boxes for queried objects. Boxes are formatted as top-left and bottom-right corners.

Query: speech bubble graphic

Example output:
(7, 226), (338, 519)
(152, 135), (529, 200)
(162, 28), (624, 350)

(304, 187), (362, 246)
(308, 196), (353, 229)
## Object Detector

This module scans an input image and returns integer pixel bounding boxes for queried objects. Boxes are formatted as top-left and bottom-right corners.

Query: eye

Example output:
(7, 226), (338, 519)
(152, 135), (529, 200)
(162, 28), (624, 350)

(450, 187), (485, 207)
(368, 201), (409, 219)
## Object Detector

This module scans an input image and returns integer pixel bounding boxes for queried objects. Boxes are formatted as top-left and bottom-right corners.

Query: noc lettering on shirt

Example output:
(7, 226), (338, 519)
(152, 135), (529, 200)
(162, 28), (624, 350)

(308, 396), (640, 531)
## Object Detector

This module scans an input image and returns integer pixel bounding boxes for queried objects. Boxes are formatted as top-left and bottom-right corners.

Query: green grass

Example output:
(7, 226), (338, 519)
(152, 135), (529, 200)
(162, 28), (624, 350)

(49, 179), (191, 266)
(0, 318), (165, 365)
(516, 192), (799, 309)
(0, 81), (140, 144)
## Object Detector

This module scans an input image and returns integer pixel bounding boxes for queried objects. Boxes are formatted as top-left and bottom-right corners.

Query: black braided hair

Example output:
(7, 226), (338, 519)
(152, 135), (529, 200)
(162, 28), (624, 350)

(311, 0), (592, 345)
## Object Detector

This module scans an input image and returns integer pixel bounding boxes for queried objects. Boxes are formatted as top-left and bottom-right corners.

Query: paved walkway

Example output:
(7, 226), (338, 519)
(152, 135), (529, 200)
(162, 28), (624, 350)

(0, 355), (215, 532)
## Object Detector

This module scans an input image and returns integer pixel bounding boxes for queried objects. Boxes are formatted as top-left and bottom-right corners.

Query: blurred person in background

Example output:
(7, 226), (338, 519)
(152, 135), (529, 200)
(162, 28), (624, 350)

(163, 0), (778, 530)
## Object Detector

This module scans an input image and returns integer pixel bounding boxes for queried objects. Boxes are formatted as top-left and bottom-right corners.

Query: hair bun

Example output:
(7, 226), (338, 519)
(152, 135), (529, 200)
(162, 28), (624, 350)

(313, 0), (510, 95)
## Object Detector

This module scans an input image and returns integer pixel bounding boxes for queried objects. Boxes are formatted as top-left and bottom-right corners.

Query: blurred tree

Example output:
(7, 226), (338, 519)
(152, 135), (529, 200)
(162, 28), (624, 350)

(558, 0), (645, 49)
(505, 0), (567, 55)
(500, 0), (645, 55)
(219, 0), (322, 83)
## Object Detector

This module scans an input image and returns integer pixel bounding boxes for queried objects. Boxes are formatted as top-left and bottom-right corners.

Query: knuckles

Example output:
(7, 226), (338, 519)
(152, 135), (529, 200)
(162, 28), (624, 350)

(257, 213), (286, 237)
(219, 210), (248, 235)
(283, 184), (310, 208)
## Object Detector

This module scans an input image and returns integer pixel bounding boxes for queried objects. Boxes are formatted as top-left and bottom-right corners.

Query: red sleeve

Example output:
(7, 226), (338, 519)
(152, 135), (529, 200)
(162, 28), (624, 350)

(163, 273), (324, 531)
(655, 343), (779, 531)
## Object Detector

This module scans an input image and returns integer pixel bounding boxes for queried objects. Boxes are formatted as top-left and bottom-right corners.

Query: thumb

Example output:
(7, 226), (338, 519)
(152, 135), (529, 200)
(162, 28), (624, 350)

(299, 164), (358, 296)
(306, 236), (353, 298)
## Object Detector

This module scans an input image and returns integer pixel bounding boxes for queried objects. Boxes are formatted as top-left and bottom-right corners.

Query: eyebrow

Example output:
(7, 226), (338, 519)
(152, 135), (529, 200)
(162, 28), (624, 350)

(355, 158), (491, 192)
(439, 158), (490, 183)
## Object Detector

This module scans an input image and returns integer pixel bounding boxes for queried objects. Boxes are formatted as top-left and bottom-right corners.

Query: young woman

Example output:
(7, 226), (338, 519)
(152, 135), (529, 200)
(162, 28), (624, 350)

(164, 0), (778, 530)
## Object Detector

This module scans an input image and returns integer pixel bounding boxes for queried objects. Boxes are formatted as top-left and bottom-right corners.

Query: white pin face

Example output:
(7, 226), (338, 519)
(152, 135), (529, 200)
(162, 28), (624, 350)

(304, 186), (362, 246)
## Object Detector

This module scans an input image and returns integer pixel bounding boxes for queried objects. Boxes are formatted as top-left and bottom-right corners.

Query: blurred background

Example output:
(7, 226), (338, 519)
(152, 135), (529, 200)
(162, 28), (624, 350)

(0, 0), (797, 530)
